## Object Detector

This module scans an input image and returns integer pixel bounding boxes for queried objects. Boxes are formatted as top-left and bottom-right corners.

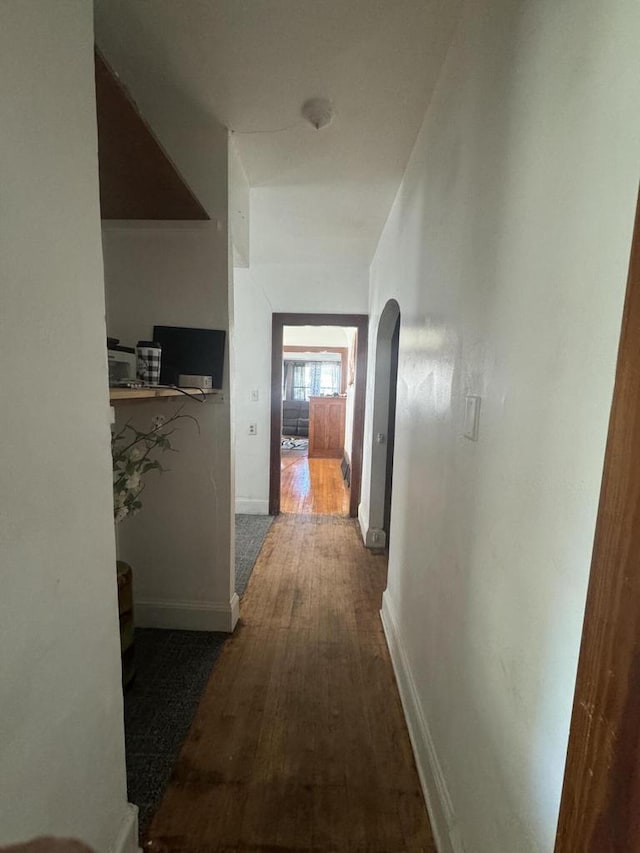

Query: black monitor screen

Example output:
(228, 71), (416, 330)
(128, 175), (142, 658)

(153, 325), (226, 388)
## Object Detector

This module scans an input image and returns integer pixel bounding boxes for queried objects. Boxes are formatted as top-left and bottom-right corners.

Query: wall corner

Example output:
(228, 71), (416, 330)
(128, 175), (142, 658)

(110, 803), (139, 853)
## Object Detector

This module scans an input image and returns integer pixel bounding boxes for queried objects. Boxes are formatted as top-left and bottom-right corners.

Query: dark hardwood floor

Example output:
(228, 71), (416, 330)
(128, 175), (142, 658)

(144, 515), (436, 852)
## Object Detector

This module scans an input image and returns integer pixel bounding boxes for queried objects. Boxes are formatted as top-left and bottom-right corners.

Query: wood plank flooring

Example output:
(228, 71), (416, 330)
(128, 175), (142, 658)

(280, 450), (350, 516)
(144, 515), (436, 853)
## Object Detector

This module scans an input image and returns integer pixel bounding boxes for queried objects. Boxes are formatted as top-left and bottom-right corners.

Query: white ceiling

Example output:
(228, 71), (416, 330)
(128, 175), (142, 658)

(283, 326), (353, 347)
(94, 0), (461, 265)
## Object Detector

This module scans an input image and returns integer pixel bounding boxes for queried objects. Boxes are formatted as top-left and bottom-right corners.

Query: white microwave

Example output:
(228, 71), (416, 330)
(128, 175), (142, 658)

(108, 346), (137, 386)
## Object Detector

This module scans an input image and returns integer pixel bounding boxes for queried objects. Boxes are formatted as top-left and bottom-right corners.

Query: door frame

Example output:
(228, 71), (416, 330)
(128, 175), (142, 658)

(269, 313), (368, 517)
(382, 311), (400, 546)
(366, 298), (401, 548)
(555, 191), (640, 851)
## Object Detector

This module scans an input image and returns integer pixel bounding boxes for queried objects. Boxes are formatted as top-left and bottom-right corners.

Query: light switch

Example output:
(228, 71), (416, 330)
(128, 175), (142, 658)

(463, 395), (481, 441)
(250, 389), (259, 402)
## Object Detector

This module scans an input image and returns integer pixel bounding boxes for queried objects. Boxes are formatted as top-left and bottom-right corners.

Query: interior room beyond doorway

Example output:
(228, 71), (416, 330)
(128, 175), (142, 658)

(280, 325), (356, 516)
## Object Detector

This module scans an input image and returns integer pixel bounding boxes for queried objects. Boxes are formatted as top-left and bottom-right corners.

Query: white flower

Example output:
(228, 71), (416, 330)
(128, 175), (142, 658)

(151, 415), (165, 431)
(115, 506), (129, 524)
(129, 447), (143, 461)
(125, 473), (141, 491)
(115, 490), (127, 508)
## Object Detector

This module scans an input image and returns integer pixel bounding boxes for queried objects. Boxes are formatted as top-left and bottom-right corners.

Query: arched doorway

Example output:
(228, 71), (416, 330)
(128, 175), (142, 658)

(366, 299), (400, 549)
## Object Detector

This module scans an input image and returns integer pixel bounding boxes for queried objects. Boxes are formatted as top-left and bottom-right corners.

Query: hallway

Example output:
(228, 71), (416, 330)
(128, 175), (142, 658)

(281, 449), (350, 516)
(145, 514), (435, 852)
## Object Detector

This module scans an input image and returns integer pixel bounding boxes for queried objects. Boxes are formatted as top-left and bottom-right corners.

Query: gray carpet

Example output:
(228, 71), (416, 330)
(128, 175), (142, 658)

(235, 513), (274, 596)
(124, 628), (227, 833)
(124, 513), (274, 836)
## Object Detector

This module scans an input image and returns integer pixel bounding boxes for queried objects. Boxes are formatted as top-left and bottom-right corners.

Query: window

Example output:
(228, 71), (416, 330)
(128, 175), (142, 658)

(317, 362), (341, 396)
(284, 360), (341, 400)
(292, 363), (307, 400)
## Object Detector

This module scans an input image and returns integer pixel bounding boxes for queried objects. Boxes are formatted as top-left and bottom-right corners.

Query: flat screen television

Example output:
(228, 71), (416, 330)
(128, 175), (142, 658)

(153, 325), (226, 389)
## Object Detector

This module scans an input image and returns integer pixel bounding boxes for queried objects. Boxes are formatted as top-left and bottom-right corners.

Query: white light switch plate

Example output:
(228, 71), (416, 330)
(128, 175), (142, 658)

(464, 395), (481, 441)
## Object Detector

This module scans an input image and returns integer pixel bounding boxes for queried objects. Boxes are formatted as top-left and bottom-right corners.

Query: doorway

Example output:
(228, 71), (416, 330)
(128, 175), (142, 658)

(281, 330), (351, 515)
(365, 299), (401, 549)
(269, 313), (368, 517)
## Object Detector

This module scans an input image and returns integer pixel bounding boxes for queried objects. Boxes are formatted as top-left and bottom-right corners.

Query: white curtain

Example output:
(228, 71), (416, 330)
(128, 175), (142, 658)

(287, 360), (341, 400)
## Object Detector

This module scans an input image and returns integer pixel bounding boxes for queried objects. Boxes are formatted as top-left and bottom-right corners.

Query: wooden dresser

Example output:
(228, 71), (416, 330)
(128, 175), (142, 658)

(309, 396), (346, 458)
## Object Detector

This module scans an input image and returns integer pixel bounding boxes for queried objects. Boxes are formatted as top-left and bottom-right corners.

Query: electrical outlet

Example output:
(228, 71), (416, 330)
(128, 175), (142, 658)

(248, 423), (257, 435)
(250, 389), (259, 402)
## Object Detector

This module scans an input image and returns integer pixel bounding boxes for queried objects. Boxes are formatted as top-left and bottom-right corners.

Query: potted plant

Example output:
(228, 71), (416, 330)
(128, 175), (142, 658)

(111, 409), (197, 685)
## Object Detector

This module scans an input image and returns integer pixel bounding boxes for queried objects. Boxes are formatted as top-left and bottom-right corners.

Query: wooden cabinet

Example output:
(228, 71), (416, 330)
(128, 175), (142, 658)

(309, 396), (346, 458)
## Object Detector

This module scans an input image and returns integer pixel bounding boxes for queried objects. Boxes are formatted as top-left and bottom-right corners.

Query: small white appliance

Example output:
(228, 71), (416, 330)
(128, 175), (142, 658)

(178, 374), (213, 389)
(108, 346), (137, 386)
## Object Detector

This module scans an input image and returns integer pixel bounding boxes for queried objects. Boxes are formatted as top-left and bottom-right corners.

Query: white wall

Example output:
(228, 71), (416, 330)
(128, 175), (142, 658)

(343, 385), (355, 464)
(361, 1), (640, 851)
(343, 329), (358, 465)
(229, 137), (250, 268)
(104, 223), (237, 631)
(233, 268), (273, 514)
(233, 264), (368, 513)
(0, 3), (134, 850)
(250, 262), (369, 314)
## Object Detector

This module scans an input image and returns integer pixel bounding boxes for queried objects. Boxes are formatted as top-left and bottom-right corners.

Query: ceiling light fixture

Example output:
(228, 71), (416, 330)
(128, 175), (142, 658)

(301, 97), (334, 130)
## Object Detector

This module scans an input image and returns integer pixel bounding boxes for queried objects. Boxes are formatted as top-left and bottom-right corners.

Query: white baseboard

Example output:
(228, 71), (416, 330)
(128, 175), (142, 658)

(235, 498), (270, 515)
(381, 592), (466, 853)
(136, 593), (240, 632)
(110, 803), (139, 853)
(358, 505), (386, 549)
(366, 527), (386, 548)
(357, 503), (369, 545)
(229, 591), (240, 629)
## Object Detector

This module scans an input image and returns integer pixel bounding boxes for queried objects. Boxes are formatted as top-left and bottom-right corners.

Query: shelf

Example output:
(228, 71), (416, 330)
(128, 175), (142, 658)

(109, 387), (223, 403)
